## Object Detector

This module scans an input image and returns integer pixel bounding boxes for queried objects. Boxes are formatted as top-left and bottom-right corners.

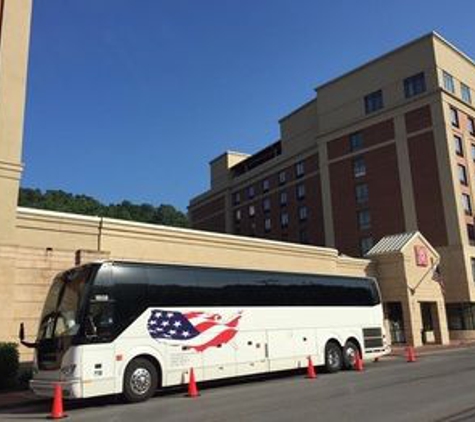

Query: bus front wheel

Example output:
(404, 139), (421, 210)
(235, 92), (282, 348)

(123, 358), (158, 403)
(324, 341), (343, 373)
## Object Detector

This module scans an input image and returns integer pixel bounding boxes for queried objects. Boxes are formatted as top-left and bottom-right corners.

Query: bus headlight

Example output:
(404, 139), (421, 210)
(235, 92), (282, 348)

(60, 364), (76, 377)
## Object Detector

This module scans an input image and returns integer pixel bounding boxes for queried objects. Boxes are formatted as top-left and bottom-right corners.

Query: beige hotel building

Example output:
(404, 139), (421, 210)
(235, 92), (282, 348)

(190, 32), (475, 339)
(0, 1), (461, 350)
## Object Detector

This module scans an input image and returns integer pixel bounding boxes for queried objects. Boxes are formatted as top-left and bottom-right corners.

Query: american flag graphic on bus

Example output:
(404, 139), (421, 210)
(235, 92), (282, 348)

(147, 310), (242, 352)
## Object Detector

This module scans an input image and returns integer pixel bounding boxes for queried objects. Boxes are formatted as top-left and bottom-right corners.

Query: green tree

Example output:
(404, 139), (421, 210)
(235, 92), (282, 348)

(18, 188), (189, 228)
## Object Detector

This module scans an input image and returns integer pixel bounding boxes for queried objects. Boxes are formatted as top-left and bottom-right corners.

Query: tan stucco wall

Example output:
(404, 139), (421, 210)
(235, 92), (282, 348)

(0, 0), (32, 244)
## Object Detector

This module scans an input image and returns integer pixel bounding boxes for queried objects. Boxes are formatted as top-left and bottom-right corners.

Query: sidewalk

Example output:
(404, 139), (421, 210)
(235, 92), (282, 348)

(0, 389), (46, 411)
(389, 339), (475, 357)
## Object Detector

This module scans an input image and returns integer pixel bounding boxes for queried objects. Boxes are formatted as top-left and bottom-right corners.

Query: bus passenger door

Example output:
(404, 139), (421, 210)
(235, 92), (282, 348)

(234, 331), (267, 376)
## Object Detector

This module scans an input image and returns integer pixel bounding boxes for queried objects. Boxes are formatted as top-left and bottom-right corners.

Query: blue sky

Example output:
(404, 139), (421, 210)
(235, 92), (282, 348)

(22, 0), (475, 211)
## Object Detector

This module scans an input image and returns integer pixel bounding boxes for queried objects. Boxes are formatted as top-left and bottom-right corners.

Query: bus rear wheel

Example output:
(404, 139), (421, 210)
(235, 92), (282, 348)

(123, 358), (158, 403)
(324, 341), (343, 373)
(343, 340), (360, 370)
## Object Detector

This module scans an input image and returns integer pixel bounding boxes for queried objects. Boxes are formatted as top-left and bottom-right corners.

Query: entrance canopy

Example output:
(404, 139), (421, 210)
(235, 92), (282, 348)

(366, 231), (449, 347)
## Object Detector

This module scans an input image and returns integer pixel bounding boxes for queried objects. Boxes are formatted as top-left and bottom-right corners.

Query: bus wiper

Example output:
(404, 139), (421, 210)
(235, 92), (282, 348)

(19, 322), (38, 349)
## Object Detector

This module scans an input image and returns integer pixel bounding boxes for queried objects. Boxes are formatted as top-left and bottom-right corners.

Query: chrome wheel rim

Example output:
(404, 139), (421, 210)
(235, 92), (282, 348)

(328, 349), (340, 368)
(130, 368), (152, 395)
(345, 348), (357, 365)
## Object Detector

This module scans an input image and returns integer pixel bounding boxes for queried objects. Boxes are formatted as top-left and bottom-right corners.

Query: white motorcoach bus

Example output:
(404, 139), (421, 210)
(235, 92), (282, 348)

(21, 261), (389, 402)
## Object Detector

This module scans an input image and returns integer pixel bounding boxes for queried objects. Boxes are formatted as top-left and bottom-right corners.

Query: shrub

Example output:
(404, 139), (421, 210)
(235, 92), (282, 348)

(0, 342), (20, 389)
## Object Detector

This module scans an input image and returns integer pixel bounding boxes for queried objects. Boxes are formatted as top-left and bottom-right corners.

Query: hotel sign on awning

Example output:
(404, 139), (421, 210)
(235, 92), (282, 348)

(414, 245), (429, 267)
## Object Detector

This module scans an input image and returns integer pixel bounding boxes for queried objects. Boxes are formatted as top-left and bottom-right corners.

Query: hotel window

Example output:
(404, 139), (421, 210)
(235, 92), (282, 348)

(450, 107), (459, 128)
(296, 183), (306, 200)
(280, 191), (288, 206)
(263, 197), (271, 212)
(467, 224), (475, 243)
(443, 71), (455, 94)
(299, 229), (308, 244)
(468, 117), (475, 136)
(462, 194), (472, 215)
(404, 72), (426, 98)
(353, 157), (366, 178)
(454, 135), (464, 156)
(357, 209), (371, 230)
(247, 185), (255, 199)
(235, 209), (241, 222)
(355, 183), (369, 204)
(459, 164), (468, 186)
(350, 132), (364, 151)
(471, 258), (475, 284)
(278, 170), (287, 185)
(233, 192), (240, 205)
(295, 161), (305, 178)
(262, 179), (270, 192)
(298, 206), (308, 221)
(360, 237), (374, 256)
(280, 212), (289, 228)
(471, 144), (475, 161)
(264, 218), (271, 233)
(461, 83), (472, 104)
(364, 90), (383, 114)
(248, 205), (255, 217)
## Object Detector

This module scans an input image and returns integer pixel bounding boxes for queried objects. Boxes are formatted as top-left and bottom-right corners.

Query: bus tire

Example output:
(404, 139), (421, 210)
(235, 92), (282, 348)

(324, 341), (343, 373)
(123, 358), (158, 403)
(343, 340), (360, 370)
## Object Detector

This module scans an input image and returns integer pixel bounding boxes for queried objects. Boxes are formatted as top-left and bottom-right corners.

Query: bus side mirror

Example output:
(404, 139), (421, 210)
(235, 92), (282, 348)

(19, 322), (37, 349)
(19, 323), (25, 341)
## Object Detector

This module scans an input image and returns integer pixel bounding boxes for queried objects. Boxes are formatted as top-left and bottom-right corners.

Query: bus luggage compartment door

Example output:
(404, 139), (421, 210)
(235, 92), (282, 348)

(234, 331), (268, 377)
(267, 329), (316, 371)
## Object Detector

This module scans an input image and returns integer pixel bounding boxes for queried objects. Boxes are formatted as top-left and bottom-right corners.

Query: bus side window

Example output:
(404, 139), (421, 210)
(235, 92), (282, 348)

(86, 300), (115, 339)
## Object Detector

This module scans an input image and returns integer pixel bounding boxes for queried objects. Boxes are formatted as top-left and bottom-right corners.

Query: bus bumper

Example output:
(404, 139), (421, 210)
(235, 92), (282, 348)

(30, 379), (83, 399)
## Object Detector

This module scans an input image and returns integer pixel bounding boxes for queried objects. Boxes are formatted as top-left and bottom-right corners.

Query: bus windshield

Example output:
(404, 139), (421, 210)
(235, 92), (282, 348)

(37, 265), (92, 341)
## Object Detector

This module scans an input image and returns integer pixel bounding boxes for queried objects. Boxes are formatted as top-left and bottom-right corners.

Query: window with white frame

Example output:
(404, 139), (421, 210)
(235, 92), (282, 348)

(443, 71), (455, 93)
(278, 170), (287, 185)
(461, 83), (472, 104)
(262, 179), (270, 192)
(263, 197), (271, 212)
(462, 194), (472, 215)
(454, 135), (464, 156)
(353, 157), (366, 178)
(295, 161), (305, 178)
(357, 209), (371, 230)
(280, 191), (288, 206)
(280, 212), (289, 228)
(264, 218), (271, 232)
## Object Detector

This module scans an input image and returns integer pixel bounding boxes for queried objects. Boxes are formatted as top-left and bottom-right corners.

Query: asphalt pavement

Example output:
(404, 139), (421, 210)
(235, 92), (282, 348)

(2, 347), (475, 421)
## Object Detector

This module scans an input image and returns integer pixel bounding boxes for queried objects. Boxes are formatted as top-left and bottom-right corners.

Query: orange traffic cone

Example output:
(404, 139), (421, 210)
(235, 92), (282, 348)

(187, 368), (199, 398)
(355, 351), (364, 371)
(406, 346), (417, 363)
(306, 356), (317, 379)
(48, 383), (67, 419)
